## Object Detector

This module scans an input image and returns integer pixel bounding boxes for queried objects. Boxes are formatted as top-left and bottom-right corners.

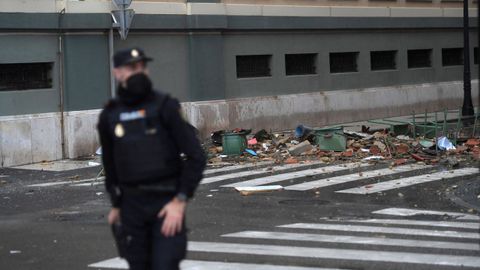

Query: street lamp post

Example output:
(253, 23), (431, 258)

(462, 0), (474, 117)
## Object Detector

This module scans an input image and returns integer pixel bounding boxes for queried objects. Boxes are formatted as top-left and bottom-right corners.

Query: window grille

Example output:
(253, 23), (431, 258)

(236, 55), (272, 78)
(408, 49), (432, 69)
(285, 53), (317, 76)
(0, 62), (53, 91)
(329, 52), (359, 73)
(370, 50), (397, 71)
(442, 48), (463, 66)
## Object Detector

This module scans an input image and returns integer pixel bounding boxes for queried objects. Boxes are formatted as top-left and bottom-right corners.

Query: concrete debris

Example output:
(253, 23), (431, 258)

(396, 135), (411, 140)
(288, 140), (314, 156)
(373, 141), (387, 152)
(205, 125), (480, 170)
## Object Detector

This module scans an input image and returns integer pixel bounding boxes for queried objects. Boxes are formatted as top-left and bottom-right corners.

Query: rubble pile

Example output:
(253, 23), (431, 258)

(206, 125), (480, 168)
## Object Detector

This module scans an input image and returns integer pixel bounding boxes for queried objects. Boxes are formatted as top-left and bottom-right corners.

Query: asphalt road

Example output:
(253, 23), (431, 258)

(0, 160), (479, 270)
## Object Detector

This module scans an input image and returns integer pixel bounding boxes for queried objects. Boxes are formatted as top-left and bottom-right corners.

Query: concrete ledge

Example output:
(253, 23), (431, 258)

(2, 2), (476, 18)
(262, 5), (331, 17)
(390, 7), (444, 17)
(187, 81), (479, 137)
(330, 7), (390, 17)
(0, 112), (62, 167)
(187, 3), (226, 15)
(225, 4), (263, 16)
(0, 0), (57, 13)
(1, 80), (478, 167)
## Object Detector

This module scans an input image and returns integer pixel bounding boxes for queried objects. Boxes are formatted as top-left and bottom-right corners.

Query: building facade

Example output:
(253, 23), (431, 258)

(0, 0), (478, 167)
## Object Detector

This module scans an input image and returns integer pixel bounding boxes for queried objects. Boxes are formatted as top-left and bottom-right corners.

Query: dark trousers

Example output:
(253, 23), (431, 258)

(120, 193), (187, 270)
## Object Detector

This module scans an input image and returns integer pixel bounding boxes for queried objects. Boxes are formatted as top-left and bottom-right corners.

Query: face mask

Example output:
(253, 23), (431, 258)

(117, 73), (153, 105)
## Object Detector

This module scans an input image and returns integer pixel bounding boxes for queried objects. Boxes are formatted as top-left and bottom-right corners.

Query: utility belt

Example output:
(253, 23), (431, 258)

(121, 179), (178, 196)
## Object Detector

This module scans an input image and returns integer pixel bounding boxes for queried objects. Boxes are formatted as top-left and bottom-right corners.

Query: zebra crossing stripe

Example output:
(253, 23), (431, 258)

(187, 241), (480, 268)
(202, 161), (323, 185)
(284, 164), (430, 191)
(183, 260), (344, 270)
(27, 177), (104, 188)
(372, 207), (480, 221)
(324, 218), (479, 230)
(278, 223), (480, 239)
(335, 167), (479, 194)
(88, 258), (345, 270)
(205, 161), (274, 176)
(221, 163), (368, 188)
(222, 230), (480, 251)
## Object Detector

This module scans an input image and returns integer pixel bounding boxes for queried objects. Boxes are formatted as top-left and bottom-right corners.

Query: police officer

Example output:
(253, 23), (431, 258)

(97, 47), (206, 270)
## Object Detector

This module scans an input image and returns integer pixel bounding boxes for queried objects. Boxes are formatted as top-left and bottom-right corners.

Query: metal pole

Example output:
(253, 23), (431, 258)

(58, 8), (67, 159)
(462, 0), (474, 116)
(109, 28), (116, 98)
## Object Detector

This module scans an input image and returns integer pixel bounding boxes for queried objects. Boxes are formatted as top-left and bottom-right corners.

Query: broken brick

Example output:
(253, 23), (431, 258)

(285, 157), (299, 164)
(465, 139), (480, 147)
(395, 143), (410, 154)
(369, 145), (381, 155)
(288, 140), (313, 156)
(411, 153), (425, 161)
(342, 150), (354, 157)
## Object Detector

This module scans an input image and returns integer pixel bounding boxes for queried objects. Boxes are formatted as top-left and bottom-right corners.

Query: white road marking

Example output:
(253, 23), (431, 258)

(188, 241), (480, 268)
(71, 181), (104, 187)
(222, 163), (368, 188)
(181, 260), (345, 270)
(202, 161), (323, 184)
(372, 207), (480, 221)
(335, 167), (479, 194)
(222, 230), (480, 251)
(88, 258), (345, 270)
(278, 223), (480, 239)
(27, 177), (104, 188)
(89, 257), (127, 269)
(325, 218), (479, 230)
(205, 161), (274, 176)
(284, 164), (430, 191)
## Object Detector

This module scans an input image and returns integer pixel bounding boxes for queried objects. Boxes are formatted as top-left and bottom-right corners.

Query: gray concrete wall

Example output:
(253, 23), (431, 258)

(0, 34), (60, 116)
(115, 33), (191, 102)
(63, 34), (111, 111)
(224, 30), (478, 99)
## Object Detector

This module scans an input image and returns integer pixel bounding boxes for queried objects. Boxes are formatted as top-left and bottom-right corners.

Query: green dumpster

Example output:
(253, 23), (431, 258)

(222, 132), (247, 156)
(314, 127), (346, 152)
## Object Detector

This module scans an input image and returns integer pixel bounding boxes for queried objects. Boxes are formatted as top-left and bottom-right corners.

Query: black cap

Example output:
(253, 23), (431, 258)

(113, 47), (153, 68)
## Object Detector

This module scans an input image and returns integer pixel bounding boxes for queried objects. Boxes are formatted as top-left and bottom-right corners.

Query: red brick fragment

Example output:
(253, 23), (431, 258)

(395, 144), (410, 154)
(465, 139), (480, 147)
(411, 153), (425, 161)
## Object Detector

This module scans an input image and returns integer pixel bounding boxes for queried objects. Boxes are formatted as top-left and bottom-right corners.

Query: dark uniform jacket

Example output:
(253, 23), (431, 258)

(97, 90), (206, 208)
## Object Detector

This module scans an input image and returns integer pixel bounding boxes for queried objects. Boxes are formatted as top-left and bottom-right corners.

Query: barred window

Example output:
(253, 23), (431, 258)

(285, 53), (317, 76)
(0, 62), (54, 91)
(330, 52), (359, 73)
(408, 49), (432, 69)
(442, 48), (463, 66)
(370, 50), (397, 71)
(236, 55), (272, 78)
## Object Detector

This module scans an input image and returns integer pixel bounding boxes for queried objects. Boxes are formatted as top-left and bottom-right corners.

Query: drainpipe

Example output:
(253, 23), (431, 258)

(109, 28), (115, 98)
(58, 8), (67, 159)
